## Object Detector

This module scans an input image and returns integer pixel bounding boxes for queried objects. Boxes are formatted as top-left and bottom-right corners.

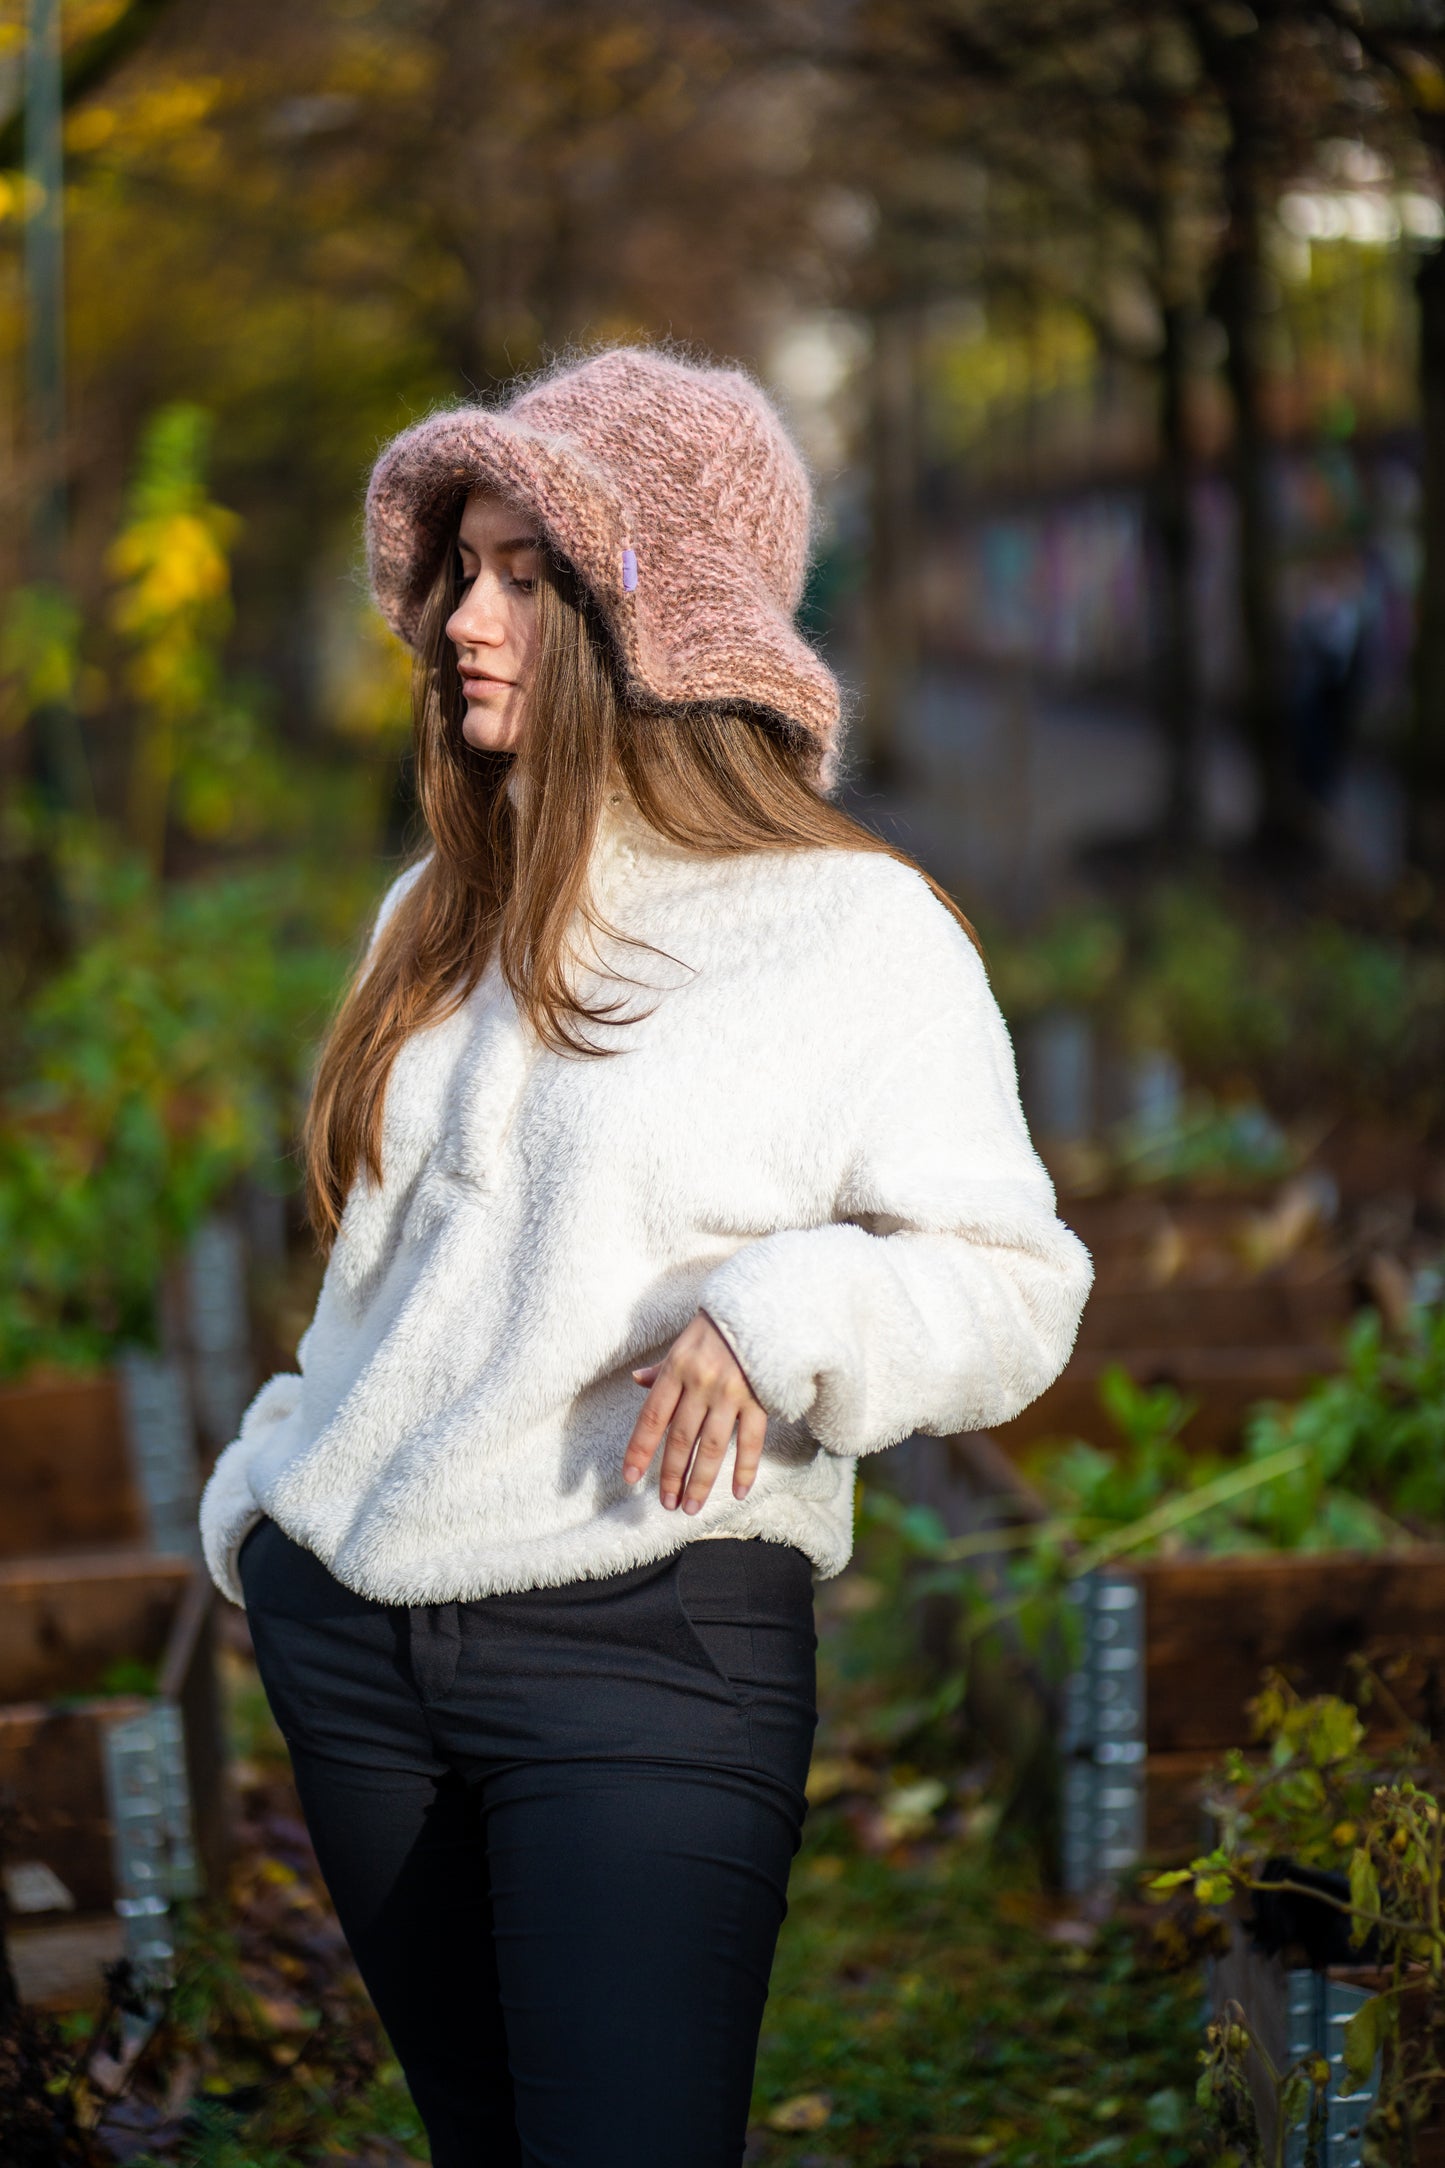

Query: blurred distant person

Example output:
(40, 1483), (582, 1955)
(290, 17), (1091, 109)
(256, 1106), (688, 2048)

(1288, 541), (1373, 805)
(198, 348), (1091, 2167)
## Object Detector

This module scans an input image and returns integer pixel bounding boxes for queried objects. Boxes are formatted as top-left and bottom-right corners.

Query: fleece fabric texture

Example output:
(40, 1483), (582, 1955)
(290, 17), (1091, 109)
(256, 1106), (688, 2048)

(199, 804), (1093, 1608)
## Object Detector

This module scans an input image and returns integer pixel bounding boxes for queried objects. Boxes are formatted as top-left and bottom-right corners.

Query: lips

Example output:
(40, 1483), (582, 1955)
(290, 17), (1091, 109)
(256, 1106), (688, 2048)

(461, 673), (512, 691)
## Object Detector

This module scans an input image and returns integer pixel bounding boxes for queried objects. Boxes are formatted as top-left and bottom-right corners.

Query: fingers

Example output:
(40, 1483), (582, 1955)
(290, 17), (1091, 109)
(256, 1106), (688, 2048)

(680, 1403), (740, 1515)
(621, 1370), (682, 1486)
(732, 1403), (767, 1502)
(657, 1388), (710, 1510)
(624, 1313), (768, 1511)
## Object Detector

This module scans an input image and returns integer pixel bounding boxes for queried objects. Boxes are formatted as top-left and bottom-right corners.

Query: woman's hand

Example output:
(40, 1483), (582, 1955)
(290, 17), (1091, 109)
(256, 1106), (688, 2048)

(624, 1311), (768, 1512)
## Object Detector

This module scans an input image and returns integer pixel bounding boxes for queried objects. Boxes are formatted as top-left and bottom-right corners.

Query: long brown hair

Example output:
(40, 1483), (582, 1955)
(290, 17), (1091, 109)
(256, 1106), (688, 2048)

(304, 523), (979, 1247)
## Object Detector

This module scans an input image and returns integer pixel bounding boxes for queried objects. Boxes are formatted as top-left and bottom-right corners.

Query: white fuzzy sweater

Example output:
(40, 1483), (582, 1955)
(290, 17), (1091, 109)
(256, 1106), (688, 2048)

(199, 801), (1093, 1607)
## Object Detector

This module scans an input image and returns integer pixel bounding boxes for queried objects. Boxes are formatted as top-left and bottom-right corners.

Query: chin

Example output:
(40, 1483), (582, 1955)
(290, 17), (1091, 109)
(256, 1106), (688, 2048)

(461, 708), (520, 753)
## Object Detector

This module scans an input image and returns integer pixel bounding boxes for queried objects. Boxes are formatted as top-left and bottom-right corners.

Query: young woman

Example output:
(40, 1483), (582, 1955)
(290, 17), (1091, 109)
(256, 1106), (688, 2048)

(200, 346), (1092, 2168)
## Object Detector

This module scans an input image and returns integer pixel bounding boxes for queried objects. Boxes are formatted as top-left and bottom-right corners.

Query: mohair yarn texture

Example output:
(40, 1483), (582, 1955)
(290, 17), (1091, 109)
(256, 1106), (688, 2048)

(364, 346), (843, 784)
(198, 802), (1095, 1610)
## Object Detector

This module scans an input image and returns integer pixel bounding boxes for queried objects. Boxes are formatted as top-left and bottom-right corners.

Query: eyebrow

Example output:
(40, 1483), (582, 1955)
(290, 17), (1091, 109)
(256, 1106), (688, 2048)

(458, 533), (542, 557)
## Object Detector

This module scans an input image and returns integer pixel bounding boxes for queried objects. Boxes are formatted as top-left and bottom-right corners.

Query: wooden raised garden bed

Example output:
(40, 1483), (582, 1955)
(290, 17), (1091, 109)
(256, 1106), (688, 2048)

(0, 1357), (201, 1561)
(998, 1184), (1354, 1453)
(1061, 1547), (1445, 1895)
(0, 1217), (255, 2006)
(0, 1211), (258, 1568)
(1001, 1343), (1345, 1454)
(0, 1553), (226, 1999)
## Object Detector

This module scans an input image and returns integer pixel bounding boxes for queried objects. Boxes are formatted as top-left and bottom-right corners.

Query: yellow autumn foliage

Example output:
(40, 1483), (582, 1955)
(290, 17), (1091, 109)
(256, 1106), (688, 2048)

(108, 509), (239, 634)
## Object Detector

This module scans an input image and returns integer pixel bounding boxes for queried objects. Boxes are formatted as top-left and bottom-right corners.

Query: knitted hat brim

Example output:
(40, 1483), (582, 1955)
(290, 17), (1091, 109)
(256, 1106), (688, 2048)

(364, 406), (842, 782)
(366, 408), (628, 649)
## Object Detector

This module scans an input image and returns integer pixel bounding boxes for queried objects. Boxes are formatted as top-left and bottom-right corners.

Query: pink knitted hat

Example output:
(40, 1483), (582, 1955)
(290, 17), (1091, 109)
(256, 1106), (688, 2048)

(364, 346), (842, 786)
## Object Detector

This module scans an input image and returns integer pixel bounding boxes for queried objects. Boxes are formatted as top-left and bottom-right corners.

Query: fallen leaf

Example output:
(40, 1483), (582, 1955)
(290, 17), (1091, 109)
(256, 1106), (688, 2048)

(766, 2091), (833, 2132)
(805, 1757), (878, 1805)
(887, 1778), (947, 1814)
(256, 1993), (317, 2034)
(804, 1854), (846, 1885)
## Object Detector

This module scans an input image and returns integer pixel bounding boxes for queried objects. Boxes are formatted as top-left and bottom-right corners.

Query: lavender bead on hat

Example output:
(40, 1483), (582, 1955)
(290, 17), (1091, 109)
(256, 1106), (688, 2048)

(363, 346), (843, 787)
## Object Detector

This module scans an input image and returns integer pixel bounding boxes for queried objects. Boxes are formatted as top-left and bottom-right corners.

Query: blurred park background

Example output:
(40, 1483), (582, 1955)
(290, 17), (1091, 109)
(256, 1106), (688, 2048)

(6, 3), (1445, 2165)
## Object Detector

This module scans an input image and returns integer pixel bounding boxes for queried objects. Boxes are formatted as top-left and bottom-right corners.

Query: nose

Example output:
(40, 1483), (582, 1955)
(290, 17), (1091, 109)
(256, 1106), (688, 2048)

(447, 574), (506, 651)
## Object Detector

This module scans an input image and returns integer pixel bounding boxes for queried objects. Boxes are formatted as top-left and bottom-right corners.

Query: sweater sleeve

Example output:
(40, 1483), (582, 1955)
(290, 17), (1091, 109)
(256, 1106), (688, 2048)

(697, 925), (1093, 1457)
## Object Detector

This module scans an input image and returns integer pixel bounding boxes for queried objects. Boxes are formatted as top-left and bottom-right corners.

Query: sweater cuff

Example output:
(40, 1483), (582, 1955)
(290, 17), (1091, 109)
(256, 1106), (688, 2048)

(699, 1226), (872, 1432)
(197, 1372), (301, 1605)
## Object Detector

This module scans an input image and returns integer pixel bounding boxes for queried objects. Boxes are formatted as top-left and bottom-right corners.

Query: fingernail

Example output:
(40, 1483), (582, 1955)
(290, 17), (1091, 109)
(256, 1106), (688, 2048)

(734, 1482), (750, 1499)
(623, 1466), (639, 1482)
(684, 1499), (700, 1515)
(662, 1491), (677, 1509)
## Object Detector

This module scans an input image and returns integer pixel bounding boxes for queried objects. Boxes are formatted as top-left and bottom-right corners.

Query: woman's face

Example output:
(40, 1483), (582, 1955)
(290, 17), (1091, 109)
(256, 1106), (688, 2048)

(447, 489), (543, 752)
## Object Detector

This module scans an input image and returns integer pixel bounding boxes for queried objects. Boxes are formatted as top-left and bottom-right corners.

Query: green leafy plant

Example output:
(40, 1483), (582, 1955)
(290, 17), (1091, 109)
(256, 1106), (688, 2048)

(1194, 2012), (1329, 2168)
(1155, 1675), (1445, 2164)
(1029, 1384), (1404, 1562)
(985, 910), (1126, 1020)
(0, 860), (356, 1377)
(1028, 1307), (1445, 1562)
(1106, 1094), (1296, 1190)
(859, 1326), (1442, 1761)
(1243, 1305), (1445, 1527)
(988, 884), (1445, 1136)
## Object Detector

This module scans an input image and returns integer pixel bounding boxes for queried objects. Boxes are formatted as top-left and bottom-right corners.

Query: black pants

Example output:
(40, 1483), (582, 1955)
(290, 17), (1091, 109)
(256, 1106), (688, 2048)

(238, 1516), (818, 2168)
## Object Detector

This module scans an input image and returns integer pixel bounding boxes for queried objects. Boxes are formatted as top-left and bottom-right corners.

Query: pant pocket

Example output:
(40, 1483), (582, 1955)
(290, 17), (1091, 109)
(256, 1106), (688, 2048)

(238, 1519), (391, 1730)
(671, 1543), (759, 1706)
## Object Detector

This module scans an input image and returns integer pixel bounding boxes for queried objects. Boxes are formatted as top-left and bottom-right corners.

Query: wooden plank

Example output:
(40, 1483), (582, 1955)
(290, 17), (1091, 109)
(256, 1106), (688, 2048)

(997, 1344), (1341, 1452)
(1138, 1549), (1445, 1754)
(1208, 1922), (1294, 2157)
(0, 1700), (146, 1915)
(1142, 1751), (1223, 1862)
(7, 1914), (127, 2009)
(1064, 1191), (1349, 1295)
(1313, 1122), (1445, 1210)
(1066, 1193), (1276, 1250)
(0, 1560), (226, 1918)
(0, 1554), (193, 1703)
(0, 1374), (143, 1558)
(1076, 1278), (1350, 1352)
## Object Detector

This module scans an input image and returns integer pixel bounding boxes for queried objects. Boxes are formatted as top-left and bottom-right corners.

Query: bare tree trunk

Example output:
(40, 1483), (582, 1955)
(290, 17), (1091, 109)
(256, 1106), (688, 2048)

(1188, 0), (1315, 858)
(862, 301), (921, 784)
(1410, 236), (1445, 871)
(1152, 294), (1203, 846)
(1211, 213), (1306, 853)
